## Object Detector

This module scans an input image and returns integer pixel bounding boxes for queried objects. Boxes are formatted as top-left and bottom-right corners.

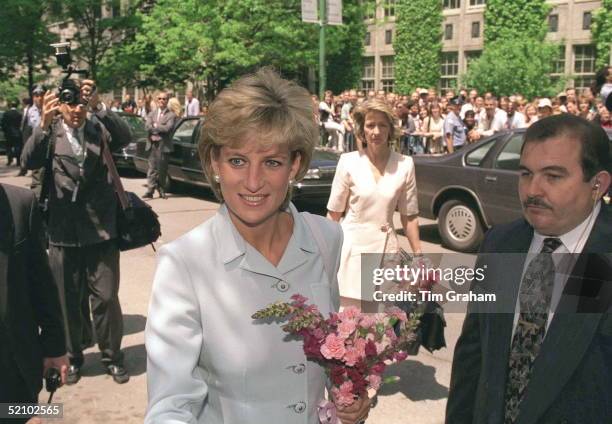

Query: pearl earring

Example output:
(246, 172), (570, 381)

(289, 178), (295, 185)
(214, 175), (220, 183)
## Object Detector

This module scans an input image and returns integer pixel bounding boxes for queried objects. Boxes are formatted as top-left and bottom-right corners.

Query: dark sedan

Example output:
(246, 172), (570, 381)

(133, 117), (340, 203)
(112, 112), (148, 171)
(414, 128), (612, 252)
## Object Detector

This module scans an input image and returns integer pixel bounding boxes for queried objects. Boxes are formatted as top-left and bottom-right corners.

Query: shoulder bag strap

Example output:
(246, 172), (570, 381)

(302, 212), (333, 286)
(100, 131), (129, 211)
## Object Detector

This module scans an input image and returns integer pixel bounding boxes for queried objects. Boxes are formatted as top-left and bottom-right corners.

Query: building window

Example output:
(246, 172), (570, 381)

(469, 0), (485, 5)
(551, 45), (566, 75)
(582, 12), (592, 30)
(444, 24), (453, 40)
(385, 30), (393, 45)
(364, 32), (371, 46)
(573, 45), (596, 91)
(548, 14), (558, 32)
(362, 57), (375, 91)
(471, 21), (480, 38)
(381, 56), (395, 92)
(364, 0), (376, 20)
(440, 51), (459, 93)
(465, 50), (482, 69)
(384, 0), (395, 17)
(444, 0), (461, 9)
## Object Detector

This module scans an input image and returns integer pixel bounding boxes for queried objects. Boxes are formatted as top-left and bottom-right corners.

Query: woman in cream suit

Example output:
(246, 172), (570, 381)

(145, 69), (369, 424)
(327, 99), (423, 304)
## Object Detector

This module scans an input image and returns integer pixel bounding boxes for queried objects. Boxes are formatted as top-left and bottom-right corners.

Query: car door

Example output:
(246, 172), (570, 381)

(474, 132), (525, 225)
(168, 118), (199, 182)
(179, 119), (208, 186)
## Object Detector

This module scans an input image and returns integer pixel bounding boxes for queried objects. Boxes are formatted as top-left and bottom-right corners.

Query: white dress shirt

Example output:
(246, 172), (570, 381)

(62, 121), (86, 164)
(512, 202), (601, 339)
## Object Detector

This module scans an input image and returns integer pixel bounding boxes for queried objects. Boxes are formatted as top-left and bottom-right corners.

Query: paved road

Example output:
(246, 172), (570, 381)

(1, 166), (471, 424)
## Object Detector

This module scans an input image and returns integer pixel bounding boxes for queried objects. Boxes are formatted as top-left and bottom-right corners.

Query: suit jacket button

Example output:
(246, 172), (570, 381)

(293, 402), (306, 413)
(276, 281), (290, 292)
(293, 363), (305, 374)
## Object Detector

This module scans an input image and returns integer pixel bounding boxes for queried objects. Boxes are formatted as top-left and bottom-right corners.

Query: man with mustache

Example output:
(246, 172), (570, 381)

(446, 114), (612, 423)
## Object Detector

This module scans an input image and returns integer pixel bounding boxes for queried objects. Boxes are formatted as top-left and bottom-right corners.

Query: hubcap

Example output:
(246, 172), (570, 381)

(445, 205), (476, 243)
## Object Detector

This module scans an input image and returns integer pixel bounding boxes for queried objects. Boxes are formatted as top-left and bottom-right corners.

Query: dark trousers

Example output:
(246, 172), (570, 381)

(5, 135), (22, 166)
(147, 143), (168, 191)
(0, 340), (37, 424)
(48, 240), (123, 366)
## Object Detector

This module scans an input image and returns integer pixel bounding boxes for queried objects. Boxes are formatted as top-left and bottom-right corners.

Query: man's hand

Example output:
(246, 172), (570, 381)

(43, 355), (69, 385)
(335, 393), (371, 424)
(40, 91), (60, 131)
(81, 79), (99, 111)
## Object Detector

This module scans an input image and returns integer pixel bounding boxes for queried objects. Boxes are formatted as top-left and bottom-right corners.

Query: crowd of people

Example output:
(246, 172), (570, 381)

(314, 66), (612, 155)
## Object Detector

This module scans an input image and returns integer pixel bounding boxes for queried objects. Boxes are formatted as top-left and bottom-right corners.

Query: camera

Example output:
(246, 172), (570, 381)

(51, 42), (91, 106)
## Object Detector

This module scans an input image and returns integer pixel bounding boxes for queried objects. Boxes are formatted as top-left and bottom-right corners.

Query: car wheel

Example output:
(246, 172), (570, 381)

(438, 199), (484, 252)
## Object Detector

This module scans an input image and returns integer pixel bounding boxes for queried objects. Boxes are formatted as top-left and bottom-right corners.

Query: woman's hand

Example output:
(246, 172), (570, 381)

(335, 394), (371, 424)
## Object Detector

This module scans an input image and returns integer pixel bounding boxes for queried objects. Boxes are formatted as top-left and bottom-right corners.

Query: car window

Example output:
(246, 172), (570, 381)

(122, 116), (145, 133)
(465, 139), (495, 166)
(494, 134), (524, 170)
(173, 119), (199, 144)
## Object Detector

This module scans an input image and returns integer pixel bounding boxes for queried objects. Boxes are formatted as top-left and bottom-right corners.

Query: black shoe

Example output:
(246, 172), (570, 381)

(157, 187), (167, 199)
(107, 364), (130, 384)
(66, 365), (81, 385)
(143, 191), (154, 199)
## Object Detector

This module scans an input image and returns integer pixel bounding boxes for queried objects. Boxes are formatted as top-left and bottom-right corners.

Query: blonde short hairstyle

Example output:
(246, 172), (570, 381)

(199, 68), (317, 206)
(352, 99), (401, 147)
(168, 97), (182, 117)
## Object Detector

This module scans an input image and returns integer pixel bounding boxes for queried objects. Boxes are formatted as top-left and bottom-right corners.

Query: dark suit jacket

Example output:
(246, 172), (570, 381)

(21, 109), (131, 247)
(145, 108), (177, 153)
(0, 108), (22, 141)
(0, 183), (66, 397)
(446, 205), (612, 424)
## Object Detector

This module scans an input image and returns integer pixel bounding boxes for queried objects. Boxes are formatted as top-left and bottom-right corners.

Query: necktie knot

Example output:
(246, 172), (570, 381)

(541, 237), (561, 253)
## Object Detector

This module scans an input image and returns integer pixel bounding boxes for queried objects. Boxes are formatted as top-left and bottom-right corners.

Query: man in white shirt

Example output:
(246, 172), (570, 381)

(447, 114), (612, 424)
(476, 97), (507, 137)
(184, 90), (200, 117)
(506, 101), (526, 129)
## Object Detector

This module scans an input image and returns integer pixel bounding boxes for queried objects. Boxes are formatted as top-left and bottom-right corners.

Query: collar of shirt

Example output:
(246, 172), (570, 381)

(62, 121), (86, 162)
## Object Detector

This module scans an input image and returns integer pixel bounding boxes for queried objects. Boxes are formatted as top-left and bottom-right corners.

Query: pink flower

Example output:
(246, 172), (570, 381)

(339, 306), (360, 320)
(332, 381), (355, 407)
(386, 306), (407, 322)
(394, 351), (408, 362)
(321, 334), (346, 360)
(338, 319), (357, 338)
(353, 338), (367, 357)
(343, 346), (362, 367)
(359, 314), (377, 329)
(368, 374), (382, 391)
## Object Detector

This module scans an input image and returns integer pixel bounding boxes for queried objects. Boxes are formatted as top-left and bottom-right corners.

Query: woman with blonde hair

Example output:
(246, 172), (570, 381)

(327, 99), (422, 306)
(167, 97), (183, 118)
(524, 103), (538, 127)
(145, 68), (369, 424)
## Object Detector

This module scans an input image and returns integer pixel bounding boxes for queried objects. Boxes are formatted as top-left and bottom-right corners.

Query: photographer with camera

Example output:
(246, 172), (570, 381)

(0, 183), (69, 424)
(21, 71), (132, 385)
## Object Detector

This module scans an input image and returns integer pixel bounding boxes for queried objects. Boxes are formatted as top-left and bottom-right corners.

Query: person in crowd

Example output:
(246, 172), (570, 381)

(595, 107), (612, 129)
(396, 100), (418, 155)
(319, 90), (345, 151)
(21, 78), (132, 385)
(327, 98), (422, 307)
(556, 92), (568, 113)
(121, 94), (136, 114)
(418, 105), (429, 122)
(524, 103), (539, 127)
(1, 100), (23, 169)
(476, 97), (508, 137)
(506, 101), (526, 129)
(551, 98), (563, 115)
(421, 103), (444, 153)
(473, 96), (485, 124)
(144, 91), (177, 199)
(110, 99), (121, 112)
(444, 96), (467, 153)
(447, 114), (611, 424)
(145, 68), (370, 424)
(460, 89), (477, 119)
(537, 98), (554, 119)
(566, 87), (577, 103)
(578, 97), (595, 121)
(0, 183), (69, 424)
(565, 100), (579, 116)
(168, 97), (183, 118)
(184, 89), (200, 117)
(341, 89), (357, 152)
(499, 96), (510, 113)
(23, 85), (45, 192)
(463, 110), (479, 143)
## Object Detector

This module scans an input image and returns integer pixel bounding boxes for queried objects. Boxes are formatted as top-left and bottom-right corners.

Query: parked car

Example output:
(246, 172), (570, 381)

(133, 117), (340, 203)
(112, 112), (147, 172)
(413, 128), (612, 252)
(0, 111), (6, 155)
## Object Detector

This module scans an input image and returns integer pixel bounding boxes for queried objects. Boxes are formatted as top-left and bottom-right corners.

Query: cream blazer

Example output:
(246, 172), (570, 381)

(145, 203), (342, 424)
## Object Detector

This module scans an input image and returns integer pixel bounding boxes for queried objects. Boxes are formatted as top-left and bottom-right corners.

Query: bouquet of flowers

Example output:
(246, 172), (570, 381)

(252, 295), (421, 423)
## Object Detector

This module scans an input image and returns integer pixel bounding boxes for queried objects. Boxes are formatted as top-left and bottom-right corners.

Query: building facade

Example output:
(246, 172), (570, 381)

(363, 0), (603, 94)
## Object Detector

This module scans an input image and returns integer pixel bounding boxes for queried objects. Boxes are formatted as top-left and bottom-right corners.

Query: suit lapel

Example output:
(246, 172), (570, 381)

(516, 206), (612, 424)
(0, 185), (14, 321)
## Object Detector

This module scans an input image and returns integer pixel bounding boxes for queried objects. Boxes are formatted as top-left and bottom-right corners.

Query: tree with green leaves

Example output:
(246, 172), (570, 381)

(592, 0), (612, 69)
(463, 0), (561, 97)
(0, 0), (57, 93)
(393, 0), (443, 94)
